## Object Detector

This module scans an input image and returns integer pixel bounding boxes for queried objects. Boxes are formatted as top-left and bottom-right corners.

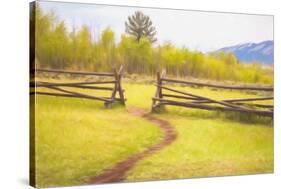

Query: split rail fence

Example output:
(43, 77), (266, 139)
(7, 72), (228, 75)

(30, 66), (126, 107)
(152, 70), (273, 117)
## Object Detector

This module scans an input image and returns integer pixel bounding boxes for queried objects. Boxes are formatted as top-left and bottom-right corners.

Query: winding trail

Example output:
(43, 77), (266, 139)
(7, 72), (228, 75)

(88, 106), (177, 184)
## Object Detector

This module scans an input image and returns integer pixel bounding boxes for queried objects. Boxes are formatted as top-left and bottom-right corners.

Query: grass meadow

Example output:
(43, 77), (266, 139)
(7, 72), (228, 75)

(34, 76), (273, 187)
(35, 95), (163, 187)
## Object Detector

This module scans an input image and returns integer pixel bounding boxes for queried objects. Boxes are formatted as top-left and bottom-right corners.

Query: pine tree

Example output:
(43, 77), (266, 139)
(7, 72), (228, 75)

(125, 11), (157, 43)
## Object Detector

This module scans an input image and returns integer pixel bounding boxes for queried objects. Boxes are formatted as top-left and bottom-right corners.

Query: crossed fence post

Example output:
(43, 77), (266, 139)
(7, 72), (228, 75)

(152, 69), (166, 112)
(116, 65), (126, 105)
(105, 65), (126, 108)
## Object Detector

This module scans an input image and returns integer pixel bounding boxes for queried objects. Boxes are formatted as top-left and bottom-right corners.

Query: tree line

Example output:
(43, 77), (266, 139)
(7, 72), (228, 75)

(31, 5), (273, 84)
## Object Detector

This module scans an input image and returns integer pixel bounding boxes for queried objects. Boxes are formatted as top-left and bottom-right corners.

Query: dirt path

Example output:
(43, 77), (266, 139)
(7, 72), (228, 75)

(88, 106), (177, 184)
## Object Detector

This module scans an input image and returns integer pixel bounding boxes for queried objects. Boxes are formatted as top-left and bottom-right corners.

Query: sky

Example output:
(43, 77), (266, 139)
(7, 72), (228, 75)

(38, 0), (274, 52)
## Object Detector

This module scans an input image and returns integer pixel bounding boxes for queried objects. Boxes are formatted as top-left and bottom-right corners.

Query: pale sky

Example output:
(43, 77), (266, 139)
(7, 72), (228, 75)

(38, 0), (274, 52)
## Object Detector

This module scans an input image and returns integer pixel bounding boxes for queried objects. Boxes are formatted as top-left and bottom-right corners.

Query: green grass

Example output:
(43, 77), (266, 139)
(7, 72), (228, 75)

(35, 96), (163, 187)
(125, 115), (273, 181)
(34, 76), (273, 186)
(123, 83), (273, 181)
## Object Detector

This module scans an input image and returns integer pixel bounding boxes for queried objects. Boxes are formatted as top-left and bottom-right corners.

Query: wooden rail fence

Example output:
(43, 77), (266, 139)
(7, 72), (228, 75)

(30, 66), (126, 107)
(152, 70), (273, 117)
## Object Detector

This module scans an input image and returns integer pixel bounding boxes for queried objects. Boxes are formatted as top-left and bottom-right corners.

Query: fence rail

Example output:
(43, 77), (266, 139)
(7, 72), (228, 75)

(162, 78), (273, 91)
(30, 66), (126, 107)
(35, 68), (115, 76)
(152, 70), (273, 117)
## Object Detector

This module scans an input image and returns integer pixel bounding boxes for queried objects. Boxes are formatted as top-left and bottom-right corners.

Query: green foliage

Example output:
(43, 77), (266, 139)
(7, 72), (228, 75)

(34, 6), (273, 84)
(125, 11), (157, 43)
(118, 35), (154, 74)
(72, 26), (93, 69)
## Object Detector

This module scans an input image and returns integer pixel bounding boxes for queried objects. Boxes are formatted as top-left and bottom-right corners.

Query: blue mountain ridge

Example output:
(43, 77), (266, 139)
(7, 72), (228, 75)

(217, 40), (274, 64)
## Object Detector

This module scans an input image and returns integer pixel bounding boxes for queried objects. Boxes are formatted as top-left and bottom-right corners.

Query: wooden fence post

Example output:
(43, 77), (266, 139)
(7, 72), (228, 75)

(106, 65), (126, 107)
(152, 70), (165, 112)
(117, 65), (126, 105)
(152, 72), (160, 109)
(159, 69), (166, 98)
(105, 69), (118, 108)
(158, 71), (162, 98)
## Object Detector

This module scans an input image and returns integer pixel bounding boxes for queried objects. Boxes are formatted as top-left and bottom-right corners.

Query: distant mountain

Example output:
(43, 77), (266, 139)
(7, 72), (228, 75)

(217, 40), (274, 64)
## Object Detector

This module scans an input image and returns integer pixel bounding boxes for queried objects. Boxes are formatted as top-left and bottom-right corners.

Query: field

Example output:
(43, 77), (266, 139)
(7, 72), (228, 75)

(34, 77), (273, 187)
